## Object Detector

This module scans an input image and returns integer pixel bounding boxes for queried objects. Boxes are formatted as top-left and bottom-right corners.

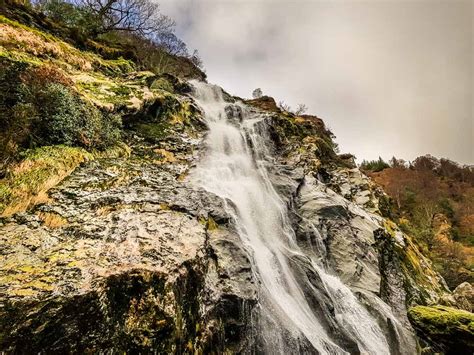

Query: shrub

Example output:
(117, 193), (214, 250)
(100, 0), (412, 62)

(31, 83), (122, 149)
(360, 157), (390, 172)
(0, 59), (122, 170)
(0, 59), (31, 167)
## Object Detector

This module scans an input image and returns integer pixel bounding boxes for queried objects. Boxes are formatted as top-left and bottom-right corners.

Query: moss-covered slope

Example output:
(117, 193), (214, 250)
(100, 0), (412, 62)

(408, 305), (474, 353)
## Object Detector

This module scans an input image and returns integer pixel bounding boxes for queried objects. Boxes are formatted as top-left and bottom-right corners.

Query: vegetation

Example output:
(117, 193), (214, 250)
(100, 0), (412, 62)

(0, 58), (121, 169)
(0, 145), (93, 215)
(31, 0), (204, 71)
(408, 305), (474, 353)
(366, 155), (474, 289)
(360, 157), (391, 172)
(0, 0), (204, 216)
(276, 101), (308, 116)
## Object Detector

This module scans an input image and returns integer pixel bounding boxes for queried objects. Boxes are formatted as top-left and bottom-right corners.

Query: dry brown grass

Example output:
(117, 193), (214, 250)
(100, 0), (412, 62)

(37, 212), (68, 228)
(0, 22), (93, 70)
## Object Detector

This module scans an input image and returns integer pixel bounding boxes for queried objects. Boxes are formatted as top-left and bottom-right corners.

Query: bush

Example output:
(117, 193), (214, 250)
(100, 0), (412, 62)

(0, 60), (31, 167)
(360, 157), (390, 172)
(0, 59), (121, 170)
(31, 83), (122, 149)
(34, 0), (102, 40)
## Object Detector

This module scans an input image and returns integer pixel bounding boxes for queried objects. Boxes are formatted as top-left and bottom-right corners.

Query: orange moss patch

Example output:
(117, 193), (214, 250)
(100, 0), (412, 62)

(37, 212), (68, 228)
(153, 149), (177, 164)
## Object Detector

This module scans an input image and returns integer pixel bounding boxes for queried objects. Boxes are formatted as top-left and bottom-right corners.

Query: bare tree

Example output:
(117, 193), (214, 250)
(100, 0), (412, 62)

(252, 88), (263, 99)
(79, 0), (175, 37)
(156, 32), (188, 56)
(278, 100), (292, 112)
(295, 103), (307, 115)
(389, 156), (406, 168)
(190, 50), (203, 69)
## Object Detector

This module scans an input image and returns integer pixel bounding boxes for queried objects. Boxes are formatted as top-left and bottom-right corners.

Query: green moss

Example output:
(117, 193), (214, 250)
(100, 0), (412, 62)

(132, 122), (170, 142)
(95, 57), (135, 76)
(150, 78), (174, 93)
(91, 142), (131, 159)
(0, 145), (92, 216)
(206, 217), (218, 231)
(383, 219), (397, 238)
(110, 85), (132, 96)
(408, 305), (474, 353)
(0, 48), (43, 65)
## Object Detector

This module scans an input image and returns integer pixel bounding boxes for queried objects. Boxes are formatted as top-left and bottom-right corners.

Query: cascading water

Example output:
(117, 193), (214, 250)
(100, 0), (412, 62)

(189, 81), (393, 354)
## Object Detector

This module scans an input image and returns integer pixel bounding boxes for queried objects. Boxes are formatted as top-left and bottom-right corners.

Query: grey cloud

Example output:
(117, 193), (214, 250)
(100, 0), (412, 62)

(160, 0), (473, 164)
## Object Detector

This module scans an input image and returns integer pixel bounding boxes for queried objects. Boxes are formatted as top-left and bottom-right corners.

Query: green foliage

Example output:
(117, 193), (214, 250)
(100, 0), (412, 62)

(439, 198), (455, 219)
(0, 59), (32, 167)
(24, 82), (122, 149)
(96, 57), (135, 75)
(360, 157), (390, 172)
(378, 194), (397, 219)
(0, 59), (121, 170)
(132, 122), (170, 142)
(34, 0), (102, 41)
(150, 78), (174, 93)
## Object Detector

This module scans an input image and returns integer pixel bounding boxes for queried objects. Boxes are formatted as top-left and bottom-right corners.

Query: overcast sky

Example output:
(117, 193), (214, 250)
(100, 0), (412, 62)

(160, 0), (473, 164)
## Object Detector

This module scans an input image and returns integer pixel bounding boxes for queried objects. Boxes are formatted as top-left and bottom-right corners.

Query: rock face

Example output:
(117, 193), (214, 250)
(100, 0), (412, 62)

(257, 120), (452, 353)
(0, 80), (468, 353)
(0, 122), (257, 353)
(453, 282), (474, 312)
(408, 305), (474, 354)
(2, 3), (470, 353)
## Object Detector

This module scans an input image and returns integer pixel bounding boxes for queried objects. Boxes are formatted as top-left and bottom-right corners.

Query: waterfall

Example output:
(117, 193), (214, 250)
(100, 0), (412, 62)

(189, 81), (392, 354)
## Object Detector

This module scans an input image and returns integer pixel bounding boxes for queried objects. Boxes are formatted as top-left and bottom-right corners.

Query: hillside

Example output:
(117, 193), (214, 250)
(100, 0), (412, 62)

(0, 1), (473, 354)
(363, 156), (474, 290)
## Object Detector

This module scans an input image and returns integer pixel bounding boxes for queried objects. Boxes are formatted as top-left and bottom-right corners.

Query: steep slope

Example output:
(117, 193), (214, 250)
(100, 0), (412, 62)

(366, 156), (474, 290)
(0, 4), (473, 354)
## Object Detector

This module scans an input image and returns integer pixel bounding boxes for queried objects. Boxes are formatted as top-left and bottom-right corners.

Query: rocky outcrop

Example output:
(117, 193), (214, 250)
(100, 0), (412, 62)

(408, 305), (474, 354)
(250, 107), (460, 353)
(453, 282), (474, 312)
(0, 113), (257, 352)
(1, 77), (468, 353)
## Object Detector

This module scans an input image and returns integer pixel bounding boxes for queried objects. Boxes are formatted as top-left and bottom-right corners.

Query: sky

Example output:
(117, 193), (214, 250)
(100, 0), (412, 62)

(160, 0), (473, 165)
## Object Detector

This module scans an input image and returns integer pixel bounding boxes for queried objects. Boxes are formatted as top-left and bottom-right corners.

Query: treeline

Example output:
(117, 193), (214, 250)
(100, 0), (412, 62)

(361, 155), (474, 184)
(363, 155), (473, 289)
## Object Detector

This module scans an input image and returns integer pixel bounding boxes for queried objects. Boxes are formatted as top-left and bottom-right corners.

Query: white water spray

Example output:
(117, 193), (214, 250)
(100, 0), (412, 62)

(189, 81), (391, 354)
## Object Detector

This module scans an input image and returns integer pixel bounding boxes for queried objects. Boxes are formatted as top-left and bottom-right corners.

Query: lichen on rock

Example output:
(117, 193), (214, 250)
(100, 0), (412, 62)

(408, 305), (474, 353)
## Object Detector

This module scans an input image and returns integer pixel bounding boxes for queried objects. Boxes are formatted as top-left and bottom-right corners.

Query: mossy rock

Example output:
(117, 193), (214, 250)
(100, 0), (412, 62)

(0, 145), (93, 216)
(408, 305), (474, 353)
(150, 77), (175, 93)
(245, 96), (280, 112)
(132, 122), (171, 142)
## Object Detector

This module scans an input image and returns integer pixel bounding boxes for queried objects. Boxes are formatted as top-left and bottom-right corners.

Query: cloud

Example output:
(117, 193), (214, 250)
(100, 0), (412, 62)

(160, 0), (473, 164)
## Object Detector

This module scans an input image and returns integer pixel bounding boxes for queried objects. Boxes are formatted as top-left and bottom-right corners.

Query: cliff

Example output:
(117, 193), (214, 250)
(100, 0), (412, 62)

(0, 3), (472, 354)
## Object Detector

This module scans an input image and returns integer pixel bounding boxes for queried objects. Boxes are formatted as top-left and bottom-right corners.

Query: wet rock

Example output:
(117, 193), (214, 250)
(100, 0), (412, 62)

(453, 282), (474, 312)
(225, 104), (243, 123)
(296, 176), (382, 294)
(0, 127), (257, 353)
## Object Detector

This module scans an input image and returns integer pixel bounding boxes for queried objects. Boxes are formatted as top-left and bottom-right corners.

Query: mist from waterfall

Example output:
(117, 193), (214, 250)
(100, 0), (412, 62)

(189, 81), (392, 354)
